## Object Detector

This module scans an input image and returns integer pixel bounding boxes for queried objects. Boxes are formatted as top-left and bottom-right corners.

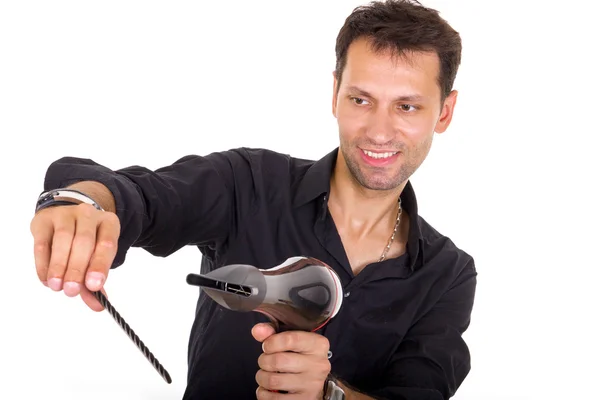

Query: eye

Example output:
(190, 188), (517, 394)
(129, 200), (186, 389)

(399, 104), (416, 112)
(351, 97), (369, 106)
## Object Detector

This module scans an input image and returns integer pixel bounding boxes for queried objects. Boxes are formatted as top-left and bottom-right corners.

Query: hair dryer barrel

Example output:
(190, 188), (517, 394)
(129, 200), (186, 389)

(186, 256), (344, 332)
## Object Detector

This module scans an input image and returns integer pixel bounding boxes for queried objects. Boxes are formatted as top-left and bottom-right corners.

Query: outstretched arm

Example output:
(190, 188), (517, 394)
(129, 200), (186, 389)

(43, 148), (258, 268)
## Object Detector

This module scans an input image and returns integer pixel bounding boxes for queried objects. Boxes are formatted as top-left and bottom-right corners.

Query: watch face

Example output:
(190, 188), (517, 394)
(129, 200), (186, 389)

(326, 379), (345, 400)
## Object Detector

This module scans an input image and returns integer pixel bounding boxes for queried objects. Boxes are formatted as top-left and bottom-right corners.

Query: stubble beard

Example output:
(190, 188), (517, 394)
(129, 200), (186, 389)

(340, 137), (432, 191)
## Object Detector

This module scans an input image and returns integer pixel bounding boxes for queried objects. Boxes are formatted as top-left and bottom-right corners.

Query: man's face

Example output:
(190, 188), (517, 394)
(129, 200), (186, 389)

(332, 37), (457, 191)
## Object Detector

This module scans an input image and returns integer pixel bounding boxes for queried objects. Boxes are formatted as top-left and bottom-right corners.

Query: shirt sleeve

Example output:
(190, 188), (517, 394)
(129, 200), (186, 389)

(368, 258), (477, 400)
(42, 148), (258, 268)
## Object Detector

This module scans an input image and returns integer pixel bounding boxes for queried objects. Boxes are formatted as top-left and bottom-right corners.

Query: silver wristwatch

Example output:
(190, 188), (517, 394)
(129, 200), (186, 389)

(323, 377), (346, 400)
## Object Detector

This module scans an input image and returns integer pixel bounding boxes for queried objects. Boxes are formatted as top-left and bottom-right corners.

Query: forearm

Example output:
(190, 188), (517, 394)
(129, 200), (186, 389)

(67, 181), (116, 213)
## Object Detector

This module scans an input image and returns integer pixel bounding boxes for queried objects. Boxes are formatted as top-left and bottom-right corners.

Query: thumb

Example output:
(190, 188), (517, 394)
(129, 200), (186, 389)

(251, 322), (276, 344)
(80, 285), (108, 312)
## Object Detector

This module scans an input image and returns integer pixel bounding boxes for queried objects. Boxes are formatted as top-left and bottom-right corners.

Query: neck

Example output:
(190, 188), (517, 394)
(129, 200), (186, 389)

(328, 154), (406, 240)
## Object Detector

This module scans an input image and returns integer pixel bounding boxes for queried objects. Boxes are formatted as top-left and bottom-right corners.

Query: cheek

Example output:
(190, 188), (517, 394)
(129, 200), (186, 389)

(398, 115), (434, 136)
(398, 116), (437, 146)
(407, 132), (434, 162)
(338, 105), (383, 141)
(337, 115), (363, 141)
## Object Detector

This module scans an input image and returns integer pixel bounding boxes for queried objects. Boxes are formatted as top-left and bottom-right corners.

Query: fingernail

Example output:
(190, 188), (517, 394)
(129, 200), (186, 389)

(63, 281), (80, 297)
(48, 278), (62, 291)
(86, 272), (105, 290)
(41, 280), (48, 287)
(262, 342), (265, 352)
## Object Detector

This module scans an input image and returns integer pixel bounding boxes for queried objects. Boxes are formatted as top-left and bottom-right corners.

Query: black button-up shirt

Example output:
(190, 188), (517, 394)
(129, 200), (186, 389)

(44, 147), (477, 400)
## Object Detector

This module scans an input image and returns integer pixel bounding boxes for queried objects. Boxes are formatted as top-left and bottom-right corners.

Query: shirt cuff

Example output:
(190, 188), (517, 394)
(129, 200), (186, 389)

(43, 156), (145, 268)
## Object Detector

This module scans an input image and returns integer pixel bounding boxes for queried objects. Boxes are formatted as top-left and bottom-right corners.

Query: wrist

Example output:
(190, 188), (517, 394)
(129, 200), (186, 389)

(66, 181), (116, 213)
(36, 182), (116, 214)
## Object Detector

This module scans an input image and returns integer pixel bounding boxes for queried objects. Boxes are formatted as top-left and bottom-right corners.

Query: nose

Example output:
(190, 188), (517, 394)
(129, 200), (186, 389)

(365, 105), (396, 144)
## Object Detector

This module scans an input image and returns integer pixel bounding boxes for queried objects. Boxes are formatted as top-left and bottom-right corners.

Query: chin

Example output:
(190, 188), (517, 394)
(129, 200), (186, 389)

(357, 175), (401, 191)
(339, 143), (408, 190)
(350, 164), (402, 191)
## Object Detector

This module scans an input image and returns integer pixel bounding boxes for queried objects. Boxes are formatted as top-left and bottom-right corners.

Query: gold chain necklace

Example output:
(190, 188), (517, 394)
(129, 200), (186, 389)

(379, 198), (402, 262)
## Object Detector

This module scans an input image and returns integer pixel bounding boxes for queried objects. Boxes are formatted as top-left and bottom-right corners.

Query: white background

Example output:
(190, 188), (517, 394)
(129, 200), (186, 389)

(1, 0), (599, 399)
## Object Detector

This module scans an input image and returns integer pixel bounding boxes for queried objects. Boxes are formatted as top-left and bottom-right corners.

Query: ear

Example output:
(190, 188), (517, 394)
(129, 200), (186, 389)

(331, 71), (339, 117)
(434, 90), (458, 134)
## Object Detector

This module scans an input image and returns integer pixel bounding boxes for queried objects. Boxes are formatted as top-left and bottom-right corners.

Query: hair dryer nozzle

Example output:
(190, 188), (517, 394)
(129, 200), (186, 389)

(186, 264), (267, 312)
(185, 274), (254, 297)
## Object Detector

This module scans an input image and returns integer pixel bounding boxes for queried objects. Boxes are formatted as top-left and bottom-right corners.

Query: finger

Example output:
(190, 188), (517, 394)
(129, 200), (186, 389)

(255, 369), (309, 394)
(63, 205), (98, 297)
(263, 331), (330, 356)
(46, 212), (76, 291)
(31, 213), (54, 285)
(252, 322), (277, 344)
(80, 285), (108, 312)
(256, 386), (304, 400)
(85, 213), (119, 292)
(258, 351), (317, 373)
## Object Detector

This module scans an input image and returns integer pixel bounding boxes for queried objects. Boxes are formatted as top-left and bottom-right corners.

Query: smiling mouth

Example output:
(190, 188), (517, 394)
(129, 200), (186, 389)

(361, 149), (399, 159)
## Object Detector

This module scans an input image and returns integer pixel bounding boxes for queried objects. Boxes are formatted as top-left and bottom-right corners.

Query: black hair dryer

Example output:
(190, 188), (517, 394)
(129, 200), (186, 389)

(186, 256), (343, 332)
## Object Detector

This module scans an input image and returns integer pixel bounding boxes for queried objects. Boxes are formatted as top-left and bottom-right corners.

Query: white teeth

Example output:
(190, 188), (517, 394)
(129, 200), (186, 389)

(363, 150), (397, 159)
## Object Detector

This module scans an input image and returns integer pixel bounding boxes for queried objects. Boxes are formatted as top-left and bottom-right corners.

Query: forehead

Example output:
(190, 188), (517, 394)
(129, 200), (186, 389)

(341, 37), (441, 98)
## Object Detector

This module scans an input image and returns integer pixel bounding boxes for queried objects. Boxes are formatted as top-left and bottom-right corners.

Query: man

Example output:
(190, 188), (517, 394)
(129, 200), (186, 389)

(30, 0), (477, 399)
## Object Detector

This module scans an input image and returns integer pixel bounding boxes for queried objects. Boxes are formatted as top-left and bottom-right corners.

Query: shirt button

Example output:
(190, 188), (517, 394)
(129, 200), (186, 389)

(344, 292), (350, 297)
(327, 350), (333, 359)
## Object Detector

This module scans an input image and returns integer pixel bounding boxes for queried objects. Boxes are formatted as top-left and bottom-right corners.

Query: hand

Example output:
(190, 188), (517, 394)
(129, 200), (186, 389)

(252, 322), (331, 399)
(30, 203), (120, 311)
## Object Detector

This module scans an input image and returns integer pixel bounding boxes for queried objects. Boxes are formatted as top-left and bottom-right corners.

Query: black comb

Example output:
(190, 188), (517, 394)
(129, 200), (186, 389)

(92, 291), (172, 384)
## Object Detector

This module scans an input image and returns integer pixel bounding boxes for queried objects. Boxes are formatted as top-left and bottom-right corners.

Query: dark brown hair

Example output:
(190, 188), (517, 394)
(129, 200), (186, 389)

(334, 0), (462, 100)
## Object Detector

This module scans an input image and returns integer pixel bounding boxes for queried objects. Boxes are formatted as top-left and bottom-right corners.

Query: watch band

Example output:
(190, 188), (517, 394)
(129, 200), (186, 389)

(324, 376), (346, 400)
(36, 189), (104, 213)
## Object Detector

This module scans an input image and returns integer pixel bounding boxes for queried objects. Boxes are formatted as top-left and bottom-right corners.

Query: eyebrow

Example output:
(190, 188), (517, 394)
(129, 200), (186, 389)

(346, 86), (426, 103)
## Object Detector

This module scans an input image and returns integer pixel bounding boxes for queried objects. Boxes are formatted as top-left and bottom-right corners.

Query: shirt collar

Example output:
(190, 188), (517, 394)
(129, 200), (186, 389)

(293, 147), (425, 271)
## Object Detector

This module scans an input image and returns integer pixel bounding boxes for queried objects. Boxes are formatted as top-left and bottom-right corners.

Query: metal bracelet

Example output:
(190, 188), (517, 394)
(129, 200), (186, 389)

(36, 188), (104, 213)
